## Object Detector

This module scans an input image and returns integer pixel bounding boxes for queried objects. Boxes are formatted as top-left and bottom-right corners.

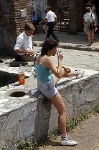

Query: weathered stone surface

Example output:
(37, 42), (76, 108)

(0, 62), (99, 148)
(0, 0), (31, 55)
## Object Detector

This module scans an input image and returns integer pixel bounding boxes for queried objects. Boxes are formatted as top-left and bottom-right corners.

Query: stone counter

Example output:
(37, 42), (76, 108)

(0, 69), (99, 149)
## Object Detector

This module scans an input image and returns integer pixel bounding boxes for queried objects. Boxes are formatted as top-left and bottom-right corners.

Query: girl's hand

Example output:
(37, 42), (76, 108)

(57, 51), (63, 60)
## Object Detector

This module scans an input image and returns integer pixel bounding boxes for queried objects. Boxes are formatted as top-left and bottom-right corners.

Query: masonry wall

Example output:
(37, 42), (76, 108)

(48, 0), (83, 33)
(13, 0), (31, 36)
(76, 0), (83, 32)
(0, 0), (15, 55)
(0, 0), (31, 56)
(69, 0), (82, 34)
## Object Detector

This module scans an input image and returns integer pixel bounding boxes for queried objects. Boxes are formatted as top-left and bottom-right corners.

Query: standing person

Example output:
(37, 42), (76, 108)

(85, 1), (98, 40)
(83, 7), (96, 46)
(14, 21), (35, 61)
(35, 37), (78, 146)
(90, 0), (98, 36)
(39, 6), (59, 41)
(89, 0), (98, 27)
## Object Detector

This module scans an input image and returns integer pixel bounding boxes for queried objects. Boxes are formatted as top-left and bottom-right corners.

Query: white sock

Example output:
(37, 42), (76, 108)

(61, 134), (67, 139)
(75, 69), (79, 75)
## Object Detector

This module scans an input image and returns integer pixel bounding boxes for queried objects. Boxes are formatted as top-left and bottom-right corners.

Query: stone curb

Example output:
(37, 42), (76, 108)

(33, 41), (99, 52)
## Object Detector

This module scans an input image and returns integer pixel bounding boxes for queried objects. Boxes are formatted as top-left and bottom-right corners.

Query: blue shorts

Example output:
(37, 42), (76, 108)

(37, 79), (58, 99)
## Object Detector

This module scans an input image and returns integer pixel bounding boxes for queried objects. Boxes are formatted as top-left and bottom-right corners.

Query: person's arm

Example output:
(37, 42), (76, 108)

(39, 17), (47, 24)
(83, 18), (86, 32)
(54, 13), (58, 24)
(14, 37), (35, 55)
(15, 49), (35, 55)
(57, 53), (63, 77)
(92, 14), (97, 31)
(83, 14), (86, 31)
(43, 54), (63, 78)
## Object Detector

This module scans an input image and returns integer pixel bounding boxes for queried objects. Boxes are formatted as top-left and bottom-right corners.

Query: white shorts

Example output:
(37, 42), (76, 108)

(37, 79), (58, 99)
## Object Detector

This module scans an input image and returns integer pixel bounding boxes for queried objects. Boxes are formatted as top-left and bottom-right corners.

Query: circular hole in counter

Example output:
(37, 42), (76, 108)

(0, 59), (3, 63)
(9, 91), (26, 97)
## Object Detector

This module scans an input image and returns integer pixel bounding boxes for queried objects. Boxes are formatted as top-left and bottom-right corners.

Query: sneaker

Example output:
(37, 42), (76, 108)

(60, 136), (77, 146)
(76, 70), (85, 79)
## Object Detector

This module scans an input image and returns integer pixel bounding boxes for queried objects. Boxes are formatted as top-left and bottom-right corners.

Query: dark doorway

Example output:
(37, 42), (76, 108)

(94, 0), (99, 28)
(47, 0), (69, 32)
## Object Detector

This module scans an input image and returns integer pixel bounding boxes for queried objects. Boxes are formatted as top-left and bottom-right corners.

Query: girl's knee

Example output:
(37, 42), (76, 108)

(60, 106), (66, 115)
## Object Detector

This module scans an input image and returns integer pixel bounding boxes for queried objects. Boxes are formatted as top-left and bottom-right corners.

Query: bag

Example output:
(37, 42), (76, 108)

(54, 16), (58, 25)
(90, 14), (94, 30)
(90, 21), (94, 29)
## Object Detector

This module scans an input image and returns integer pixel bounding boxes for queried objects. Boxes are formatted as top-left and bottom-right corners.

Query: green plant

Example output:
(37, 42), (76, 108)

(16, 138), (38, 150)
(92, 105), (99, 114)
(66, 115), (87, 132)
(48, 127), (60, 140)
(66, 105), (99, 132)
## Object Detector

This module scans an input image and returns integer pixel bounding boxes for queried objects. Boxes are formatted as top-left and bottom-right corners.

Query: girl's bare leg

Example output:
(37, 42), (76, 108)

(53, 66), (77, 84)
(88, 33), (91, 44)
(90, 31), (94, 44)
(51, 92), (67, 135)
(53, 74), (60, 85)
(62, 66), (76, 77)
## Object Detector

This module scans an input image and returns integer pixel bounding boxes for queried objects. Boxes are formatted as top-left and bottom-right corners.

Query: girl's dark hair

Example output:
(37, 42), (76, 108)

(41, 37), (59, 56)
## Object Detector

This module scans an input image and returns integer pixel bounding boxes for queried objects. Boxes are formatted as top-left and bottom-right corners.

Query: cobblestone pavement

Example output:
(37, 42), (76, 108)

(33, 32), (99, 150)
(34, 46), (99, 71)
(33, 31), (99, 71)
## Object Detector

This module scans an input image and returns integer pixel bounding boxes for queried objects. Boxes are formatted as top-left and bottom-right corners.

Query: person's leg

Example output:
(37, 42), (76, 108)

(52, 74), (60, 84)
(62, 66), (76, 77)
(62, 66), (85, 79)
(21, 54), (35, 61)
(52, 66), (76, 84)
(51, 92), (66, 135)
(86, 32), (91, 45)
(90, 30), (94, 44)
(46, 22), (59, 41)
(45, 23), (52, 39)
(51, 22), (59, 41)
(15, 55), (23, 61)
(87, 32), (91, 44)
(52, 66), (85, 84)
(51, 92), (77, 146)
(38, 79), (77, 146)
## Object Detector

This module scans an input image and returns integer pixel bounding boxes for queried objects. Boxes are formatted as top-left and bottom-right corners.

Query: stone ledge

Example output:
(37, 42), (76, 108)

(33, 41), (99, 52)
(0, 69), (99, 148)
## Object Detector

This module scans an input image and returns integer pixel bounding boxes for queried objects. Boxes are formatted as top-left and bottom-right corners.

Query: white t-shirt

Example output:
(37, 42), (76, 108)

(83, 13), (95, 22)
(14, 31), (33, 55)
(45, 10), (56, 22)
